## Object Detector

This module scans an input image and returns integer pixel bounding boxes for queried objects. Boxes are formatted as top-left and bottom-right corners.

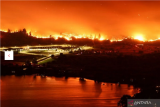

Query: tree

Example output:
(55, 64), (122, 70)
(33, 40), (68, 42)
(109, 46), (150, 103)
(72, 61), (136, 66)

(51, 54), (54, 58)
(7, 29), (11, 33)
(118, 95), (132, 107)
(99, 34), (101, 39)
(118, 87), (160, 107)
(25, 60), (31, 66)
(29, 32), (32, 36)
(22, 28), (27, 34)
(32, 58), (38, 64)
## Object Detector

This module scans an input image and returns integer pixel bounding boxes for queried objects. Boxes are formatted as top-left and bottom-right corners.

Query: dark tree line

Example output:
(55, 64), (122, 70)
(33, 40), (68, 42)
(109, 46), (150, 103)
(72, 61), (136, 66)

(1, 28), (160, 46)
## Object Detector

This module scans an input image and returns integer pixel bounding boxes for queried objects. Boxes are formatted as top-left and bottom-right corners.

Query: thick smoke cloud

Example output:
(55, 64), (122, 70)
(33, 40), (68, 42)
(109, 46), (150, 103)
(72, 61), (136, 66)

(1, 1), (160, 39)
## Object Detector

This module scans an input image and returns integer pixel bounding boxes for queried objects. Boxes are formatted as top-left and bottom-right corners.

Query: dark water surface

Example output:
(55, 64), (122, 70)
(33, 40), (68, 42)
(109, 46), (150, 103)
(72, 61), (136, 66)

(1, 75), (139, 107)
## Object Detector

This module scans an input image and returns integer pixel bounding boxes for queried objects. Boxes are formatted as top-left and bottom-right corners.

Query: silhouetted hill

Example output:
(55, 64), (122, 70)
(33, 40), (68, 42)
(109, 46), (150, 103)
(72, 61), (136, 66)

(1, 29), (160, 46)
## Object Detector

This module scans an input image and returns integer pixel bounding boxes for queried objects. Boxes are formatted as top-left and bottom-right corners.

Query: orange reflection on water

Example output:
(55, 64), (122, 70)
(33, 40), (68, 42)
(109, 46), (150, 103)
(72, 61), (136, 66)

(1, 75), (139, 107)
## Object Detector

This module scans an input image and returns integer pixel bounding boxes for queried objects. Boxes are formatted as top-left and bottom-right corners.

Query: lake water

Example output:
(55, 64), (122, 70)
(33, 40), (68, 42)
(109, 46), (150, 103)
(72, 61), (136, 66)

(1, 75), (139, 107)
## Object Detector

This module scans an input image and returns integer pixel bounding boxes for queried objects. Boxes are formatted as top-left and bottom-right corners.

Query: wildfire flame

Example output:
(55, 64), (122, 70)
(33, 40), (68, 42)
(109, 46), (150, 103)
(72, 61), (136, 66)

(1, 29), (160, 42)
(134, 34), (145, 41)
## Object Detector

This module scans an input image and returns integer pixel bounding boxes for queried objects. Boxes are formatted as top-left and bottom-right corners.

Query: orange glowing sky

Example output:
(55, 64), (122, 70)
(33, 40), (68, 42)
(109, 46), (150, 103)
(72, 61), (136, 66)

(1, 1), (160, 40)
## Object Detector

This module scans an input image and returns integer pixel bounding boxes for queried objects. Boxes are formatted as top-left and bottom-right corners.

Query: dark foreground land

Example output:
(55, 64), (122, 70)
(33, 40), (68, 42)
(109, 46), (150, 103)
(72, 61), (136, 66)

(1, 52), (43, 65)
(2, 46), (160, 107)
(1, 49), (160, 87)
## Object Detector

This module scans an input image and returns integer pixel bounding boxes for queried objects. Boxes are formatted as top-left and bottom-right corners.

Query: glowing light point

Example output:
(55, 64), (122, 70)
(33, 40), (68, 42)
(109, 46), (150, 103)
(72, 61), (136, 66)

(134, 34), (145, 41)
(99, 37), (104, 41)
